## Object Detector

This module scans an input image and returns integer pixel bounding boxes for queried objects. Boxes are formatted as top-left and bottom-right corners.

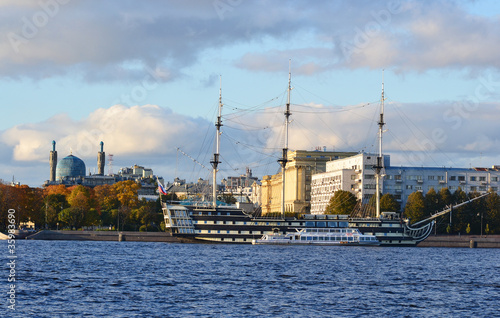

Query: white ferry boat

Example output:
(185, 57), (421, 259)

(252, 228), (380, 246)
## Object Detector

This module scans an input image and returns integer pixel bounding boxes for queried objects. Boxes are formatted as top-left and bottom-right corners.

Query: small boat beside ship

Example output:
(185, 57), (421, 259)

(252, 228), (379, 246)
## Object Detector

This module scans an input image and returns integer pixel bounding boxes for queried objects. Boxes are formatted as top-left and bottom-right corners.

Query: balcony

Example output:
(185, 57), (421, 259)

(439, 180), (446, 184)
(417, 179), (424, 183)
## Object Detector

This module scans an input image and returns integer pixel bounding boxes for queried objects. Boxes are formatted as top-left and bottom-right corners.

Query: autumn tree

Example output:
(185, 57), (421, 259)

(112, 180), (141, 230)
(325, 190), (358, 215)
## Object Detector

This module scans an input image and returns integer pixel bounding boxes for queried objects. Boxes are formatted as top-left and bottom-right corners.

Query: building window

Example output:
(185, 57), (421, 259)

(365, 174), (375, 179)
(492, 177), (498, 182)
(428, 176), (435, 180)
(394, 175), (402, 180)
(470, 176), (476, 181)
(406, 185), (413, 190)
(450, 176), (456, 181)
(415, 186), (422, 191)
(470, 186), (477, 191)
(458, 176), (465, 181)
(479, 176), (486, 182)
(437, 176), (444, 181)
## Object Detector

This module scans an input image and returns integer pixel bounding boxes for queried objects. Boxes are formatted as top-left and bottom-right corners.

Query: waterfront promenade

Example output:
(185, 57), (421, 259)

(26, 230), (180, 243)
(17, 231), (500, 247)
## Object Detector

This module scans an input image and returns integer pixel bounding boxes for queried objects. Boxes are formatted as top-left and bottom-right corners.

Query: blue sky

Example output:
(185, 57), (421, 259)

(2, 0), (500, 186)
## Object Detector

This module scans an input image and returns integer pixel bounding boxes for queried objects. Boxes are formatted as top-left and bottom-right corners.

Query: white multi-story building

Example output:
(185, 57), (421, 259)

(384, 166), (500, 207)
(311, 153), (387, 214)
(311, 153), (500, 214)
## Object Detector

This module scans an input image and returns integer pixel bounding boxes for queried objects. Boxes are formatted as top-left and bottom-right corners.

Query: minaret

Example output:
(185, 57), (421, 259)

(97, 141), (105, 175)
(49, 140), (57, 182)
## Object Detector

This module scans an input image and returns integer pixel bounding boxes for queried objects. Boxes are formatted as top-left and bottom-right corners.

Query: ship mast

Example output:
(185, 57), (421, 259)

(210, 76), (223, 208)
(278, 60), (292, 219)
(374, 71), (385, 218)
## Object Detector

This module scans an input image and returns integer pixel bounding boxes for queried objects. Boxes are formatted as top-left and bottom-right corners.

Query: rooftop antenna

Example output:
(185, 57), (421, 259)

(278, 59), (292, 218)
(210, 75), (223, 208)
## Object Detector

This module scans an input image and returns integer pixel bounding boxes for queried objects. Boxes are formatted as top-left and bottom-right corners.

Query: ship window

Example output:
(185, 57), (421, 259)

(305, 222), (315, 227)
(317, 222), (326, 227)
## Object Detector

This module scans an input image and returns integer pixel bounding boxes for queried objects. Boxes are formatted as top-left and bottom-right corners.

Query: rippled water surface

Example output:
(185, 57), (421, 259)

(1, 240), (499, 317)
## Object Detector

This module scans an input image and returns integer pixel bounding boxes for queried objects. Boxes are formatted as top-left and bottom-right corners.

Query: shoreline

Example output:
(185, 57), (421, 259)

(23, 230), (180, 243)
(418, 234), (500, 248)
(3, 231), (500, 247)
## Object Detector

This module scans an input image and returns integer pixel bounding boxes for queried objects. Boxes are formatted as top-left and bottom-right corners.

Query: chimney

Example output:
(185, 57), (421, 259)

(97, 141), (105, 175)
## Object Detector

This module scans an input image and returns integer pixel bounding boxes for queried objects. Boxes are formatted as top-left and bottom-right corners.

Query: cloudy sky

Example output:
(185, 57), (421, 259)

(2, 0), (500, 187)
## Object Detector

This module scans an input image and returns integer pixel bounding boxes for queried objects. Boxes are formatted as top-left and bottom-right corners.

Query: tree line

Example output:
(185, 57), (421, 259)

(324, 188), (500, 235)
(0, 181), (164, 232)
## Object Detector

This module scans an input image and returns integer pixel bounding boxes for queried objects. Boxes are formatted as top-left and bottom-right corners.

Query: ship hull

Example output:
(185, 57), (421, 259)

(163, 204), (432, 246)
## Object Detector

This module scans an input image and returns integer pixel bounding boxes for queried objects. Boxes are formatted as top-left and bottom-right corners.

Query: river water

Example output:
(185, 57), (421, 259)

(1, 240), (499, 317)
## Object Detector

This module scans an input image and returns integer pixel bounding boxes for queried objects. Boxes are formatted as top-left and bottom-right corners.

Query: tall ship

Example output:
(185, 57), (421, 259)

(162, 69), (484, 246)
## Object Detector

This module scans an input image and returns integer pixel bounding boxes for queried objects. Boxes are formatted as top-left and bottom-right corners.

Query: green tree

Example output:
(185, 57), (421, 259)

(424, 188), (439, 215)
(219, 193), (237, 205)
(404, 191), (425, 224)
(434, 188), (453, 234)
(451, 187), (468, 233)
(325, 190), (358, 215)
(380, 193), (400, 212)
(43, 194), (69, 229)
(58, 207), (85, 229)
(485, 191), (500, 234)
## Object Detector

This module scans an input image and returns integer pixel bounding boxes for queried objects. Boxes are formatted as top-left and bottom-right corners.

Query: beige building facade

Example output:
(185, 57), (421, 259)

(260, 150), (357, 214)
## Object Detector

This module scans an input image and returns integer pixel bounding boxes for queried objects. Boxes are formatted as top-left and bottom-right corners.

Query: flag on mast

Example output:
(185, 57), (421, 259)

(157, 178), (168, 195)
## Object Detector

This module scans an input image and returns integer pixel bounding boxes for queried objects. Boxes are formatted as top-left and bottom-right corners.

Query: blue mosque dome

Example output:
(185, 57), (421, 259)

(56, 154), (86, 180)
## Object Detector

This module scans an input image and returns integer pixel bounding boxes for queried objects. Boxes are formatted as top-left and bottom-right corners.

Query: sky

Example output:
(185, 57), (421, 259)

(2, 0), (500, 187)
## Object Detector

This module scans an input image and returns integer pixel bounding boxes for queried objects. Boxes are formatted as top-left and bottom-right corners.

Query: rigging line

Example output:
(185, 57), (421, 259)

(222, 134), (281, 159)
(223, 124), (272, 131)
(311, 109), (359, 152)
(223, 106), (283, 121)
(391, 102), (458, 167)
(291, 120), (320, 150)
(390, 106), (446, 167)
(291, 103), (379, 115)
(361, 102), (380, 152)
(223, 94), (282, 111)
